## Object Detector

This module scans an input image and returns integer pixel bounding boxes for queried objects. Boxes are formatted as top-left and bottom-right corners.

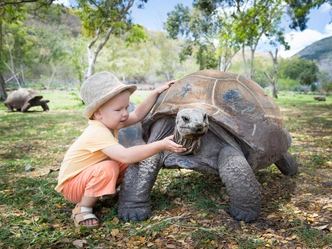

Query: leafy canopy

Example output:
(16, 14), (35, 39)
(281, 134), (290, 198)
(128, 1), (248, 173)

(279, 57), (319, 85)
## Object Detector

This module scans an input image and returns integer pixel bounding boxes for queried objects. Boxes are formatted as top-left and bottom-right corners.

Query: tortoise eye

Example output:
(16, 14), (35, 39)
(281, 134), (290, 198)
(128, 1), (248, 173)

(182, 116), (190, 123)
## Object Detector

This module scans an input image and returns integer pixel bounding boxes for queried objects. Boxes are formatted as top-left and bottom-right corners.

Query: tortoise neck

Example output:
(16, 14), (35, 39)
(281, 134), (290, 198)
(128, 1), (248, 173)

(174, 128), (200, 155)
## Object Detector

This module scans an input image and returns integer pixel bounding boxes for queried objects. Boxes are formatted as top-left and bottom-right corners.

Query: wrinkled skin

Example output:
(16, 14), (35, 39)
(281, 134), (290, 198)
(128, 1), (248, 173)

(118, 70), (299, 223)
(4, 88), (50, 112)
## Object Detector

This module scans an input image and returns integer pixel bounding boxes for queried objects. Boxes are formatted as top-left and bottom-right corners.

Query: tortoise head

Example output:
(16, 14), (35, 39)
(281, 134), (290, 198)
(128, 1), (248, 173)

(174, 108), (209, 155)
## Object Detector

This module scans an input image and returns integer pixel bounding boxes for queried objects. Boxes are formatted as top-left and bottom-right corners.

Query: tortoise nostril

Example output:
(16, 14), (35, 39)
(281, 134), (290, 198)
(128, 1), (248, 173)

(195, 124), (204, 132)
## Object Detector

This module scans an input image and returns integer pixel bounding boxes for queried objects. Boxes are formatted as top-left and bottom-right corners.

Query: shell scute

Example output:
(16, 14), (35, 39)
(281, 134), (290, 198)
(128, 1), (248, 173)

(152, 70), (284, 135)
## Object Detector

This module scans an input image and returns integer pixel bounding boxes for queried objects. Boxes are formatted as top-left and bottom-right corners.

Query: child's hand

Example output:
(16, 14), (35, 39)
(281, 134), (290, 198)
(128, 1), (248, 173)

(161, 135), (186, 153)
(155, 80), (175, 94)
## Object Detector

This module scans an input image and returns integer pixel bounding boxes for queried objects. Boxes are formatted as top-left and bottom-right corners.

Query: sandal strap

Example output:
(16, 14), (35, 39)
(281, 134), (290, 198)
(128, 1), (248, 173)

(72, 206), (93, 215)
(75, 213), (98, 224)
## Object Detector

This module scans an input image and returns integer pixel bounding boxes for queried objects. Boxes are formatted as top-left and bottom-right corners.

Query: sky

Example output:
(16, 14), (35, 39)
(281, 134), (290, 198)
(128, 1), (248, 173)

(130, 0), (332, 58)
(57, 0), (332, 58)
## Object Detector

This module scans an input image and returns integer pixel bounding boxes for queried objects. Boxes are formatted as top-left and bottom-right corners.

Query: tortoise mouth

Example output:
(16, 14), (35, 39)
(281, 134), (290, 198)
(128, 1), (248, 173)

(174, 128), (203, 155)
(178, 125), (208, 138)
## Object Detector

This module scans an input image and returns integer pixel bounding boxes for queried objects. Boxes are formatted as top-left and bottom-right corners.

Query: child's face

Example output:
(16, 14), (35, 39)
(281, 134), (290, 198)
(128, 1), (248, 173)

(94, 90), (131, 131)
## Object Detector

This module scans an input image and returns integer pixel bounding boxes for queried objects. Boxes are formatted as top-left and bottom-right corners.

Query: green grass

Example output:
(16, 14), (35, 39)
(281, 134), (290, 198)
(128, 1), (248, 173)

(0, 90), (331, 248)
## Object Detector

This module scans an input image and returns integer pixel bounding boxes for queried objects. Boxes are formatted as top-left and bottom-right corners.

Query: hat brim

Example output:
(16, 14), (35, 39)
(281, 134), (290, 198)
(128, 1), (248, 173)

(83, 84), (137, 119)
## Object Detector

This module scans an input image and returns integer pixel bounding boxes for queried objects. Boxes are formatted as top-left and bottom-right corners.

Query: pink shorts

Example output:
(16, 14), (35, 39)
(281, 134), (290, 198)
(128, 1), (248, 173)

(61, 160), (128, 204)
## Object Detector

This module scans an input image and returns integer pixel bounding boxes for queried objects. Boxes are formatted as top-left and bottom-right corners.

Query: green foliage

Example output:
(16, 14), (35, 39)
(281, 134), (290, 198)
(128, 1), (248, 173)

(284, 0), (331, 31)
(74, 0), (150, 77)
(1, 3), (83, 88)
(100, 35), (150, 81)
(196, 44), (218, 70)
(279, 57), (319, 85)
(98, 31), (197, 83)
(165, 0), (289, 77)
(76, 0), (147, 39)
(318, 70), (332, 94)
(2, 13), (80, 87)
(164, 4), (191, 39)
(252, 57), (273, 88)
(2, 21), (38, 74)
(154, 32), (188, 80)
(165, 2), (237, 71)
(0, 2), (27, 23)
(70, 35), (89, 85)
(0, 0), (329, 91)
(124, 24), (148, 44)
(0, 1), (60, 24)
(278, 78), (301, 91)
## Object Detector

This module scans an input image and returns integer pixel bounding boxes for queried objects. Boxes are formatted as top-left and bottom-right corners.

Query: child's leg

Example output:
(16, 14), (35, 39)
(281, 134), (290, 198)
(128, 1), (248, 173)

(62, 160), (121, 227)
(116, 161), (129, 185)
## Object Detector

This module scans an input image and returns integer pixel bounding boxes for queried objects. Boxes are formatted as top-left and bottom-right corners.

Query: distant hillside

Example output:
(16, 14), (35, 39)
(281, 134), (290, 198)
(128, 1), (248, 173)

(293, 36), (332, 77)
(293, 36), (332, 61)
(26, 6), (82, 37)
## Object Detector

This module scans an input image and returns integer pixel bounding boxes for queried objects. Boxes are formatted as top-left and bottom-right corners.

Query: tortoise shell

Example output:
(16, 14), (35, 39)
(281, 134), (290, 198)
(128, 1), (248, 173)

(144, 69), (292, 169)
(4, 88), (43, 109)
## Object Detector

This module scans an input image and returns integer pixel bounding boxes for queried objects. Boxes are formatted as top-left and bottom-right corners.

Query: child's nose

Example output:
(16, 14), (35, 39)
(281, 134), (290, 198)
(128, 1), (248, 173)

(123, 109), (129, 117)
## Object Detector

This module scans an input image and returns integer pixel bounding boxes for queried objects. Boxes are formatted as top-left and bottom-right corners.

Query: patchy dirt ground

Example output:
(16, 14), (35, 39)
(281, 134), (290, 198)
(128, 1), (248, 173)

(67, 99), (332, 249)
(0, 93), (331, 248)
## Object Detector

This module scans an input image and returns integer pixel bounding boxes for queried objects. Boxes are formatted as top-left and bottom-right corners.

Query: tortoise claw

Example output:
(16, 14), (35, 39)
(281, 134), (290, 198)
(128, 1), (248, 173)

(118, 207), (151, 222)
(229, 205), (259, 223)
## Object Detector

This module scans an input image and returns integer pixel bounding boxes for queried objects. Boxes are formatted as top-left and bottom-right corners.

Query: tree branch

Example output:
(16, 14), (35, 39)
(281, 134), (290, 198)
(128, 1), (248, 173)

(0, 0), (54, 7)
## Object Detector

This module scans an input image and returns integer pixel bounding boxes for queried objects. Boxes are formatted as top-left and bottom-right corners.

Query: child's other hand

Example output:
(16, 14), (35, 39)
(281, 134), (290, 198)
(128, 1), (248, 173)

(155, 80), (175, 94)
(161, 135), (186, 153)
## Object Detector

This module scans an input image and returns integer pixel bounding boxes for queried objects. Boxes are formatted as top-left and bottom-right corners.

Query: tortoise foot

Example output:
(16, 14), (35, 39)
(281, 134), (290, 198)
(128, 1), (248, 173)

(229, 203), (260, 222)
(118, 204), (151, 222)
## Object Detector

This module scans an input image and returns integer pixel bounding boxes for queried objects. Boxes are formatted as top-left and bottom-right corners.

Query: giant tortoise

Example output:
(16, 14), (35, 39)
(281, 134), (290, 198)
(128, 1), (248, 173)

(4, 88), (50, 112)
(118, 69), (299, 222)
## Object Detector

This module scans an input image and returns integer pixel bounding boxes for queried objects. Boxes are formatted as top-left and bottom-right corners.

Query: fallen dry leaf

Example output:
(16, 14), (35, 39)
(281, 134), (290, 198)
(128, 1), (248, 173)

(72, 239), (87, 248)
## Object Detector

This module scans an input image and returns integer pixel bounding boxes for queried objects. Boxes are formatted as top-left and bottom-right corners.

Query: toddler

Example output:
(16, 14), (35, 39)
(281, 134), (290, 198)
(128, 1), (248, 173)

(55, 72), (186, 228)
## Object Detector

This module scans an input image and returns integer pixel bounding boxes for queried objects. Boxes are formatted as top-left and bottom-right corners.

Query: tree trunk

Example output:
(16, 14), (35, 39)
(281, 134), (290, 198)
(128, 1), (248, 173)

(47, 66), (56, 90)
(0, 72), (7, 100)
(242, 45), (248, 77)
(250, 48), (255, 79)
(86, 52), (96, 79)
(264, 48), (279, 98)
(270, 49), (278, 98)
(0, 19), (8, 100)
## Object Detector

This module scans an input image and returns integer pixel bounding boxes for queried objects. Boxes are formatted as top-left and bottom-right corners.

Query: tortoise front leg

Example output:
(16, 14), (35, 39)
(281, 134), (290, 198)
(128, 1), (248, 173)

(274, 151), (298, 176)
(21, 102), (31, 112)
(118, 154), (162, 222)
(218, 145), (261, 222)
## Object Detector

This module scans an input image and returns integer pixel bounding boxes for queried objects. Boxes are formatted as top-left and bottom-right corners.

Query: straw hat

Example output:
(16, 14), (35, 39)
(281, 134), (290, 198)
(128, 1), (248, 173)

(80, 71), (137, 119)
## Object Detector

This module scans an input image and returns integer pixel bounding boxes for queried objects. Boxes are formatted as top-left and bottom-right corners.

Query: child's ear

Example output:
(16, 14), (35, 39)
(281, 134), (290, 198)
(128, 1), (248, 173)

(93, 109), (102, 120)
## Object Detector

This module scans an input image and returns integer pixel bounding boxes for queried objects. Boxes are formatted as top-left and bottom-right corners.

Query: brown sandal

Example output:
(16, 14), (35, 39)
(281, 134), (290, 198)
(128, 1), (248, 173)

(71, 206), (99, 229)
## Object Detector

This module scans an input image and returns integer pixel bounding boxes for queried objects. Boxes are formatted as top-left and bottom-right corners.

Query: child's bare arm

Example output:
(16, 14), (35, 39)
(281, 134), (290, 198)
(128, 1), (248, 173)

(125, 81), (175, 127)
(101, 135), (185, 164)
